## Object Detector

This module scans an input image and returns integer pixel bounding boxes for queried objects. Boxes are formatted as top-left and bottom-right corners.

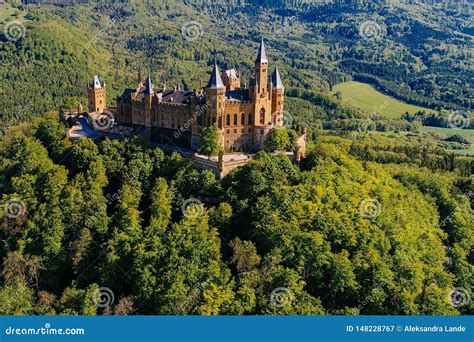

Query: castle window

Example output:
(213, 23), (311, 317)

(259, 108), (265, 124)
(218, 116), (222, 129)
(248, 113), (252, 125)
(226, 129), (230, 134)
(241, 113), (245, 125)
(233, 113), (238, 126)
(226, 114), (230, 126)
(234, 129), (237, 134)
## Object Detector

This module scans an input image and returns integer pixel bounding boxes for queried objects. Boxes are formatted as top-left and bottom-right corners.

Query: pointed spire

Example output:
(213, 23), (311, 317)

(206, 60), (225, 89)
(255, 37), (268, 64)
(93, 75), (102, 89)
(271, 67), (283, 89)
(145, 75), (153, 94)
(138, 65), (143, 85)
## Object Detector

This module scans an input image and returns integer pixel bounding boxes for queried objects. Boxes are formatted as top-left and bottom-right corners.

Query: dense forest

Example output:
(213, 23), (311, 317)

(0, 114), (472, 315)
(0, 0), (472, 316)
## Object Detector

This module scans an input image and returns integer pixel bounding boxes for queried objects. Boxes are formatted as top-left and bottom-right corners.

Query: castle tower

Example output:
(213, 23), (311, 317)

(252, 38), (273, 150)
(271, 66), (285, 126)
(255, 38), (269, 95)
(205, 60), (226, 147)
(87, 75), (106, 113)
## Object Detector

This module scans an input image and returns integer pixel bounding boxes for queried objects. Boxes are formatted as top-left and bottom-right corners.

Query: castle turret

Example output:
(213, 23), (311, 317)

(204, 60), (226, 147)
(255, 38), (269, 95)
(271, 66), (285, 126)
(87, 75), (106, 113)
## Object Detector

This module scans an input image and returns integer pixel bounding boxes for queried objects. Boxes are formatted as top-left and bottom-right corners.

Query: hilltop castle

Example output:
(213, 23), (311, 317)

(87, 39), (288, 152)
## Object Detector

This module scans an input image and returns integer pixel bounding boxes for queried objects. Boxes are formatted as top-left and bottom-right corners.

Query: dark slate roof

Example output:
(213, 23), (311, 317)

(119, 88), (135, 100)
(255, 38), (268, 64)
(145, 75), (154, 94)
(226, 89), (250, 102)
(206, 62), (225, 89)
(161, 90), (194, 104)
(271, 67), (283, 89)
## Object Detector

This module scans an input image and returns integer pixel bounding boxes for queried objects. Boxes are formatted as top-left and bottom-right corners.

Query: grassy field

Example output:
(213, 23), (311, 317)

(421, 126), (474, 155)
(0, 4), (27, 23)
(330, 81), (437, 119)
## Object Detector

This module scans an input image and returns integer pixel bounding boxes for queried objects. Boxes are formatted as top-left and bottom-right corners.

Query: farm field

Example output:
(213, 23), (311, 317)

(0, 3), (26, 22)
(330, 81), (437, 119)
(421, 126), (474, 155)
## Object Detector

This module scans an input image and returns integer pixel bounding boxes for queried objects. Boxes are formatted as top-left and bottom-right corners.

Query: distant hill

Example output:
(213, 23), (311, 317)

(0, 0), (472, 126)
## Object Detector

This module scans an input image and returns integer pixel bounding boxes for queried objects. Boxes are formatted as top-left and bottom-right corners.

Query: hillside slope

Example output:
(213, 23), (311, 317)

(0, 0), (472, 124)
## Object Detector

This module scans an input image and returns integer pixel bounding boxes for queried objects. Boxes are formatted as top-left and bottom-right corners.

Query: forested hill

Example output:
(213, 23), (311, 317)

(0, 0), (472, 126)
(0, 0), (473, 316)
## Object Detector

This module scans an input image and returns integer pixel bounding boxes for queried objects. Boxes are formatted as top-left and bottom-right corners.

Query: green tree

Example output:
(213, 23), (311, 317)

(199, 124), (222, 157)
(34, 119), (65, 149)
(266, 128), (291, 152)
